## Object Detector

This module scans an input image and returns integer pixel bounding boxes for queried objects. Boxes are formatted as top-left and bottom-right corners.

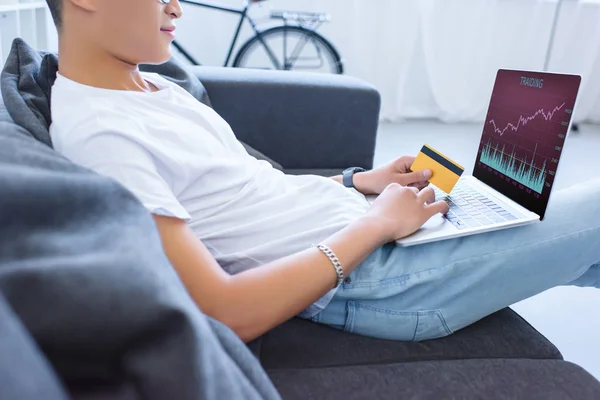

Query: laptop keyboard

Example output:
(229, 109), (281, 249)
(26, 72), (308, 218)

(433, 180), (518, 230)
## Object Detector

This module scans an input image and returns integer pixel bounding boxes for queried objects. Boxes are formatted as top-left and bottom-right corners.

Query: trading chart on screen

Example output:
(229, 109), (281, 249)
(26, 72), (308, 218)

(473, 70), (581, 219)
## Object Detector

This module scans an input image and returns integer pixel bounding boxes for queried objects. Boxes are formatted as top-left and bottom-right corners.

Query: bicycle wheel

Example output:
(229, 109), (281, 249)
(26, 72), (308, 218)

(233, 26), (344, 74)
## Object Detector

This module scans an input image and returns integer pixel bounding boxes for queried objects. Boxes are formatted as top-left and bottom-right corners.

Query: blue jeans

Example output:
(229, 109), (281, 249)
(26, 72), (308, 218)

(311, 178), (600, 341)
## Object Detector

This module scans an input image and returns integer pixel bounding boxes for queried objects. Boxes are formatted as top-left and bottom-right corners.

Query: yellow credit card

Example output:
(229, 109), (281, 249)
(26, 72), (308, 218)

(411, 145), (465, 194)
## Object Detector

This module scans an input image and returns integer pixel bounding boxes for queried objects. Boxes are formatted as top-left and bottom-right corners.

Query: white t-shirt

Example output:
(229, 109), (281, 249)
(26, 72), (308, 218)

(49, 72), (370, 317)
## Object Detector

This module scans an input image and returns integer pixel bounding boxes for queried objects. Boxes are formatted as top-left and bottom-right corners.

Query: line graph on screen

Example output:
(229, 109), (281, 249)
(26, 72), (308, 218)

(488, 102), (566, 137)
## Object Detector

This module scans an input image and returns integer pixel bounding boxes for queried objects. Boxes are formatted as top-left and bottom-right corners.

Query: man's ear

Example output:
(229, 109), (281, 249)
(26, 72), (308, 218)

(65, 0), (98, 12)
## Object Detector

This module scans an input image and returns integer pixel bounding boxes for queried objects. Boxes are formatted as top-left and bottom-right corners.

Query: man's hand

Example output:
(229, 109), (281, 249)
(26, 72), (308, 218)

(353, 156), (432, 195)
(365, 184), (449, 241)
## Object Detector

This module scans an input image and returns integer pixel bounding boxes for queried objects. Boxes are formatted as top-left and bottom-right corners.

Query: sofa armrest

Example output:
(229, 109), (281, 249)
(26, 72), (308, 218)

(191, 66), (381, 170)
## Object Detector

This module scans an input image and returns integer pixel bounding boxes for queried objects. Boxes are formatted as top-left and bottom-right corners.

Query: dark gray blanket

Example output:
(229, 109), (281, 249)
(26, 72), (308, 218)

(0, 95), (279, 399)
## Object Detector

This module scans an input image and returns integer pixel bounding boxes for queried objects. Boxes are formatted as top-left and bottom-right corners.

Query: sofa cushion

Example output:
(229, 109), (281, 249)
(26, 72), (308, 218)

(269, 359), (600, 400)
(285, 168), (342, 177)
(249, 308), (561, 370)
(0, 97), (13, 124)
(0, 39), (56, 146)
(0, 117), (280, 399)
(0, 295), (67, 400)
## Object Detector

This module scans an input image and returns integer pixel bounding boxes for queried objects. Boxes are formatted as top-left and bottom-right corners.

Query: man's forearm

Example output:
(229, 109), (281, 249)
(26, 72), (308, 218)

(215, 216), (388, 342)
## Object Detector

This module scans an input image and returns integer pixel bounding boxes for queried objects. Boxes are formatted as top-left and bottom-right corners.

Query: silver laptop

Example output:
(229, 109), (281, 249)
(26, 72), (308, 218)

(371, 69), (582, 247)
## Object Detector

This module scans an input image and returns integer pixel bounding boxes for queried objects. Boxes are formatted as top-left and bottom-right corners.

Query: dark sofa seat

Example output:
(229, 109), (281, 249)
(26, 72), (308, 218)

(250, 309), (561, 371)
(270, 359), (600, 400)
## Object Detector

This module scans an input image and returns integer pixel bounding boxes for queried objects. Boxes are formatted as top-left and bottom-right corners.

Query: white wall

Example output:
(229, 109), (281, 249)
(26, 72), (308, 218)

(175, 0), (600, 124)
(0, 2), (58, 69)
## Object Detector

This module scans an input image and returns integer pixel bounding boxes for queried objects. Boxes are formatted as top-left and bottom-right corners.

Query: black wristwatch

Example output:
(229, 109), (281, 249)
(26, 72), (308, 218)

(342, 167), (366, 189)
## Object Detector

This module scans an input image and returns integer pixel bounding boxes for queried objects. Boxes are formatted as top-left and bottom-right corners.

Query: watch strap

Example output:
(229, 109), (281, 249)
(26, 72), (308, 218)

(342, 167), (366, 188)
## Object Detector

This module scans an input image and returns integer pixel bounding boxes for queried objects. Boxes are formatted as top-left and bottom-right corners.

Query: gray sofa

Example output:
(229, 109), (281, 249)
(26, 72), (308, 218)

(191, 68), (600, 400)
(1, 39), (599, 399)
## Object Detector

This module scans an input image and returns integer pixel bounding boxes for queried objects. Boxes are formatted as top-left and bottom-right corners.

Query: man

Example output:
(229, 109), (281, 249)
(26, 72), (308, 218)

(47, 0), (600, 343)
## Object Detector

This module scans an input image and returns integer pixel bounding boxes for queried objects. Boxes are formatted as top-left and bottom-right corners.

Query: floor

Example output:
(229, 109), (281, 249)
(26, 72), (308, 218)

(374, 120), (600, 380)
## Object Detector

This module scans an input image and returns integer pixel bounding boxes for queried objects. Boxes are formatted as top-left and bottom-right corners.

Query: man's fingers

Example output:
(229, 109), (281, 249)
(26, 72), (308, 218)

(399, 169), (432, 186)
(425, 200), (450, 217)
(409, 181), (430, 189)
(400, 155), (416, 165)
(417, 187), (436, 204)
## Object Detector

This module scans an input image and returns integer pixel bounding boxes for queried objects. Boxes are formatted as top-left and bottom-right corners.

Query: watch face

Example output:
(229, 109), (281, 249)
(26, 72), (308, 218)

(345, 167), (365, 173)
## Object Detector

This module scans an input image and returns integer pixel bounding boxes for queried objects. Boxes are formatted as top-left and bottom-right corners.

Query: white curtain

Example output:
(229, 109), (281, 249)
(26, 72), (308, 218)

(177, 0), (600, 123)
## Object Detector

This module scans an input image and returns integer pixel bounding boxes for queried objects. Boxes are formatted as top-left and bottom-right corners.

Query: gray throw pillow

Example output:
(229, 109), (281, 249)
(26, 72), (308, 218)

(0, 39), (56, 145)
(0, 38), (282, 170)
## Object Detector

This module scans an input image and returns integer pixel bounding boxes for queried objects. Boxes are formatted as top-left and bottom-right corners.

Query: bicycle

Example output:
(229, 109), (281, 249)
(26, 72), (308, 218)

(172, 0), (344, 74)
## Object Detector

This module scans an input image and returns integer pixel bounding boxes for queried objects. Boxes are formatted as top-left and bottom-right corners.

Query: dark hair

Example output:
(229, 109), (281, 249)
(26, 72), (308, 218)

(46, 0), (63, 30)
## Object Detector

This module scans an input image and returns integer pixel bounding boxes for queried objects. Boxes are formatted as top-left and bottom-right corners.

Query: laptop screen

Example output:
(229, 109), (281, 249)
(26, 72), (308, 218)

(473, 69), (581, 220)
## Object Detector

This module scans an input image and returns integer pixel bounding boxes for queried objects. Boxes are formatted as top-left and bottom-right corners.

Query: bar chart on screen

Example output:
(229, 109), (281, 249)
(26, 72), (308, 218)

(480, 140), (548, 193)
